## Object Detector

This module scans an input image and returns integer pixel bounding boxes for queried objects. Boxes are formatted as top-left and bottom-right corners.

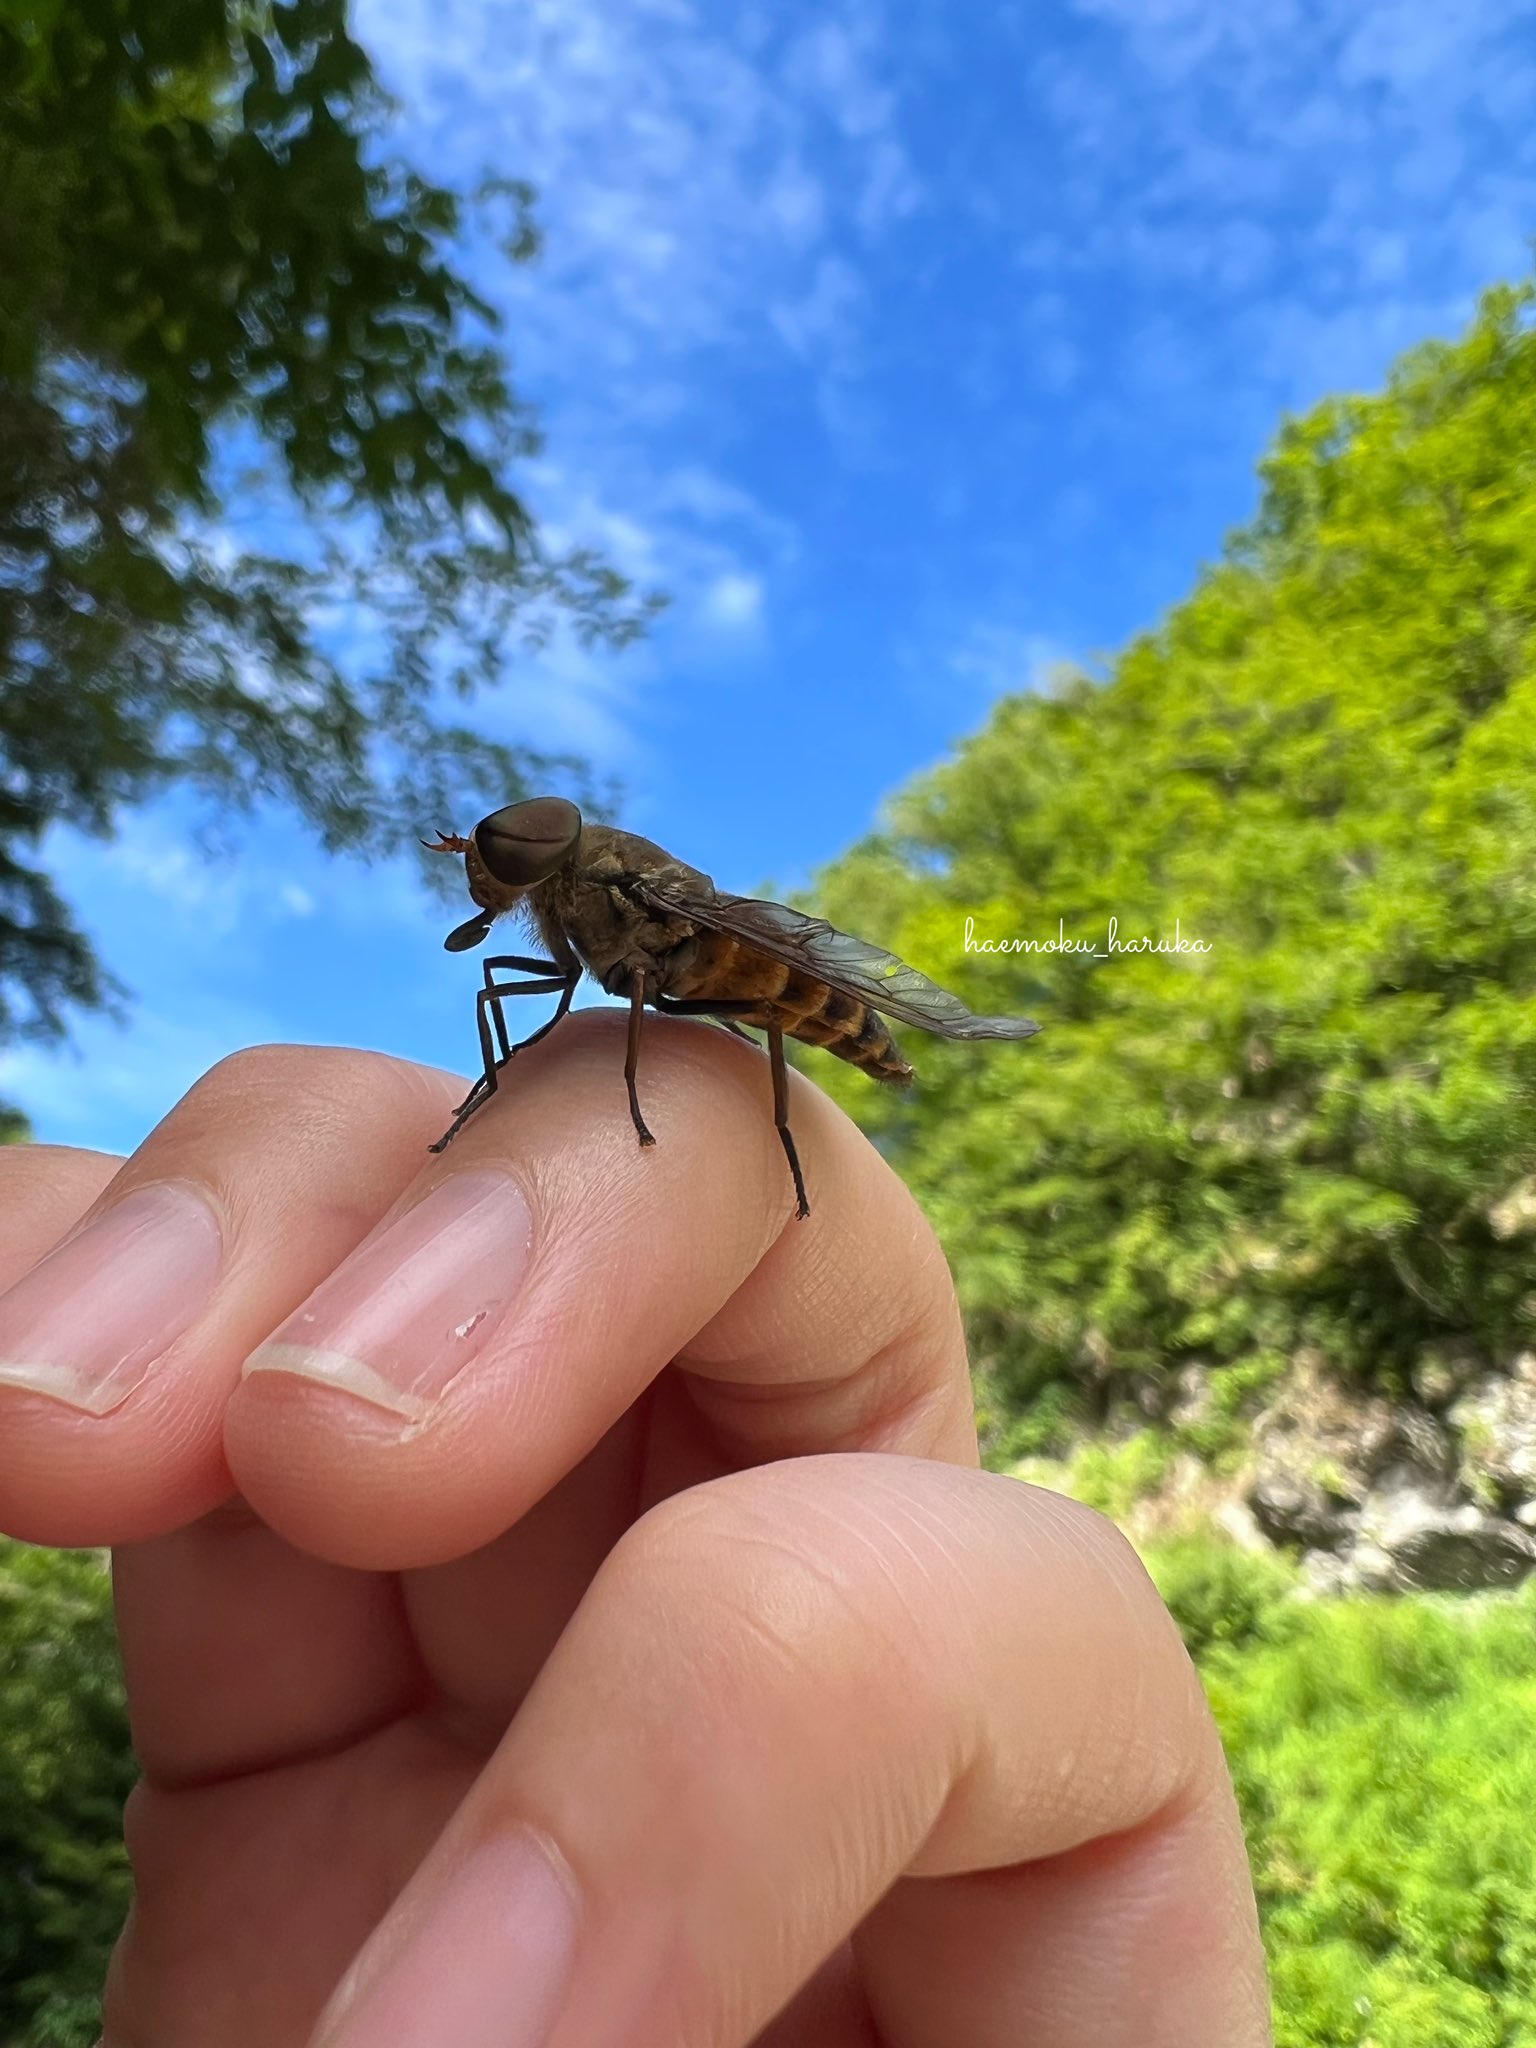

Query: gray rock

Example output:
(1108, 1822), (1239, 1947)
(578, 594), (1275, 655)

(1339, 1540), (1402, 1595)
(1299, 1549), (1356, 1598)
(1381, 1509), (1536, 1592)
(1212, 1499), (1270, 1553)
(1247, 1357), (1455, 1553)
(1243, 1355), (1536, 1593)
(1488, 1178), (1536, 1240)
(1450, 1374), (1536, 1509)
(1411, 1340), (1486, 1411)
(1169, 1361), (1214, 1430)
(1250, 1470), (1357, 1551)
(1307, 1476), (1536, 1593)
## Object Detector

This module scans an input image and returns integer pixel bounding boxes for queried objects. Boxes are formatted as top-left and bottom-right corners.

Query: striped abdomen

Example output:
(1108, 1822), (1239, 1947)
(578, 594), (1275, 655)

(661, 930), (914, 1084)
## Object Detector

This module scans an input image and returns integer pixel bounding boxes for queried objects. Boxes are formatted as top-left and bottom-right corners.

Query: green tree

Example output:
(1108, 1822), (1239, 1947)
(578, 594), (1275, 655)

(0, 0), (659, 1057)
(809, 278), (1536, 1440)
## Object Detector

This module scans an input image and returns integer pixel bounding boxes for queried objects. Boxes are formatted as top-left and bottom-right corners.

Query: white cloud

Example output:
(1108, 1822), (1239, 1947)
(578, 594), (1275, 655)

(344, 0), (921, 763)
(885, 619), (1085, 738)
(0, 1002), (272, 1150)
(947, 625), (1076, 702)
(701, 571), (765, 630)
(647, 465), (800, 564)
(760, 155), (826, 250)
(489, 632), (658, 775)
(782, 13), (921, 232)
(524, 461), (780, 655)
(47, 814), (327, 941)
(1018, 0), (1536, 409)
(353, 0), (917, 386)
(770, 253), (863, 366)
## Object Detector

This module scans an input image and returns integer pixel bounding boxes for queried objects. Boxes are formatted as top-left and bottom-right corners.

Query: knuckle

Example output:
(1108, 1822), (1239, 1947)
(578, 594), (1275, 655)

(0, 1141), (120, 1238)
(584, 1472), (967, 1869)
(609, 1472), (949, 1721)
(121, 1046), (461, 1192)
(191, 1042), (367, 1104)
(0, 1139), (95, 1188)
(181, 1043), (438, 1137)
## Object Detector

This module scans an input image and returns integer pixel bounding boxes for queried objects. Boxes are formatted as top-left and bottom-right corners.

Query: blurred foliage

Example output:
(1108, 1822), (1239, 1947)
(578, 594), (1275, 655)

(1151, 1543), (1536, 2048)
(1028, 1425), (1178, 1520)
(0, 1539), (131, 2048)
(811, 276), (1536, 1447)
(1145, 1528), (1300, 1659)
(0, 0), (661, 1054)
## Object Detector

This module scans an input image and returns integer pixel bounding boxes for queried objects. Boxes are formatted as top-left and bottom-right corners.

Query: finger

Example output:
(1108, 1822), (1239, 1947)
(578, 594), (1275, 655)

(310, 1460), (1270, 2048)
(111, 1500), (424, 1788)
(670, 1104), (976, 1470)
(227, 1010), (975, 1573)
(0, 1142), (123, 1290)
(0, 1147), (415, 1791)
(115, 1404), (648, 1786)
(0, 1047), (464, 1546)
(0, 1140), (124, 1534)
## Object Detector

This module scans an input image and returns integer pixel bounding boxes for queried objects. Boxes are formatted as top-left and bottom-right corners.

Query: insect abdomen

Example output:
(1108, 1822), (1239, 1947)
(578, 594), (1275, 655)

(664, 933), (914, 1085)
(787, 986), (914, 1085)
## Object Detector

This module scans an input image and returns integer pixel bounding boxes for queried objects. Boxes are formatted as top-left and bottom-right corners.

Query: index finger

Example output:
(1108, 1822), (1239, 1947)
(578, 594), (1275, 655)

(228, 1008), (977, 1568)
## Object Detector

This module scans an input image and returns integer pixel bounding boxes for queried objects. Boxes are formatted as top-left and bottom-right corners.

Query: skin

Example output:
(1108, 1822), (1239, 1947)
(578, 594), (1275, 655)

(0, 1012), (1273, 2047)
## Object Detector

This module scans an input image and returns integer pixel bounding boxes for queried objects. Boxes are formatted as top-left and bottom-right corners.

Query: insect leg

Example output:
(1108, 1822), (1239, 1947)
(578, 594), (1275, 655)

(438, 987), (516, 1130)
(461, 975), (567, 1105)
(429, 1084), (492, 1155)
(480, 955), (564, 1061)
(484, 967), (580, 1068)
(625, 966), (656, 1148)
(767, 1022), (810, 1221)
(431, 973), (570, 1152)
(482, 955), (564, 975)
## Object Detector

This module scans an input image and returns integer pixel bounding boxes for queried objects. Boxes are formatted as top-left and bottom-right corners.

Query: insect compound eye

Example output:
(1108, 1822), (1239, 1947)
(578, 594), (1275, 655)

(472, 797), (582, 887)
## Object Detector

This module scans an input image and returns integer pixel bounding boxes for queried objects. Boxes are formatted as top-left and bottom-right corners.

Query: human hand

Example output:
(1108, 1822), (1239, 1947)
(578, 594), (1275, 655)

(0, 1015), (1272, 2046)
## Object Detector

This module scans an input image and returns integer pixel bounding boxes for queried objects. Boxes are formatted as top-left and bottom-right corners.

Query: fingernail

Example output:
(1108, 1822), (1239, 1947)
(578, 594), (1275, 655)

(242, 1171), (533, 1423)
(317, 1825), (580, 2048)
(0, 1182), (224, 1415)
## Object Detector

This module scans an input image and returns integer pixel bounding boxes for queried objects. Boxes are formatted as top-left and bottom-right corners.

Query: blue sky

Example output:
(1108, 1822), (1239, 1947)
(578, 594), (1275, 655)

(6, 0), (1536, 1155)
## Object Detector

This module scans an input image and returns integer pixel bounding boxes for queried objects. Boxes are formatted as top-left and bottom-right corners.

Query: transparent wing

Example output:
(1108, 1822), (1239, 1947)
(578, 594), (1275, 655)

(634, 880), (1041, 1041)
